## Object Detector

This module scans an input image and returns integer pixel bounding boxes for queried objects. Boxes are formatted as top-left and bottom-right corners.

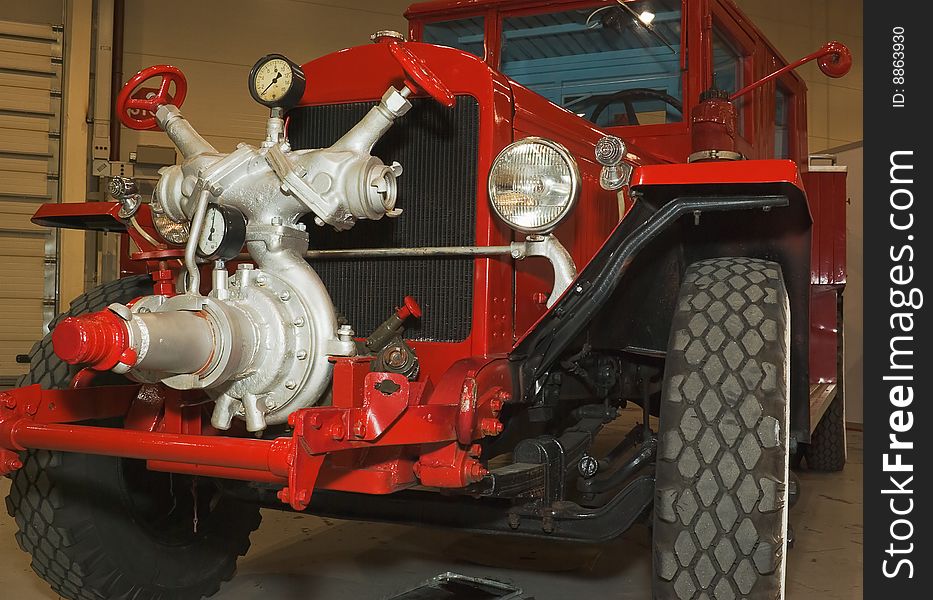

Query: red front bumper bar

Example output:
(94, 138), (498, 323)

(0, 356), (510, 511)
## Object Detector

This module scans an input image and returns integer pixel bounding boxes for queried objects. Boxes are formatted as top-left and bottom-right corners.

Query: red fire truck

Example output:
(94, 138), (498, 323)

(2, 1), (850, 598)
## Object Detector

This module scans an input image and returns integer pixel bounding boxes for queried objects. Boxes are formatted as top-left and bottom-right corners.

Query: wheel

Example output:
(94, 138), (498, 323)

(5, 276), (262, 600)
(15, 275), (154, 389)
(803, 294), (846, 472)
(804, 394), (846, 471)
(653, 258), (790, 600)
(589, 87), (683, 125)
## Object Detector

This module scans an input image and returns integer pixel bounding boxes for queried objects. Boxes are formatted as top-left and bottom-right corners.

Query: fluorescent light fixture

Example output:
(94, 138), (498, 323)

(638, 10), (656, 25)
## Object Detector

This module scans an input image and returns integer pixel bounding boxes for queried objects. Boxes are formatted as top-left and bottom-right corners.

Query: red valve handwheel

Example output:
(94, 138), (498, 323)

(387, 43), (455, 108)
(116, 65), (188, 130)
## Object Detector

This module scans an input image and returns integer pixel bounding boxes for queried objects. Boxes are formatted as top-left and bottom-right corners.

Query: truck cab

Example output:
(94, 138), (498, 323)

(408, 0), (809, 164)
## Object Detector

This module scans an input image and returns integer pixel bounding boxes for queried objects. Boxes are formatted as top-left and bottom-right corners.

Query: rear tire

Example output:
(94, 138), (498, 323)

(6, 276), (262, 600)
(804, 294), (846, 472)
(653, 258), (790, 600)
(804, 394), (846, 471)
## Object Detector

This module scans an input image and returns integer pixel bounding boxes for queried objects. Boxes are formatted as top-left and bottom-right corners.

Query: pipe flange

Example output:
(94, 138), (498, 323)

(687, 149), (745, 163)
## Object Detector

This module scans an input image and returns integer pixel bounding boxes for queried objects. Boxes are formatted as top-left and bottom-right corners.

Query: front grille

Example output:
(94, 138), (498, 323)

(288, 96), (479, 342)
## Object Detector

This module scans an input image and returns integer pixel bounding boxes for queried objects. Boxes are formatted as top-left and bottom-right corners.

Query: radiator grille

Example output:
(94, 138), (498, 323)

(288, 97), (479, 342)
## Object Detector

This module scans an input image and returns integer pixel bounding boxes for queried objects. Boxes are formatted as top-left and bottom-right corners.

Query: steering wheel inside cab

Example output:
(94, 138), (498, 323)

(589, 88), (683, 127)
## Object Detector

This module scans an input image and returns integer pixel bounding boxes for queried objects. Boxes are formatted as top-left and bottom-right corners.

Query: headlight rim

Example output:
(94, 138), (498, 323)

(488, 136), (581, 235)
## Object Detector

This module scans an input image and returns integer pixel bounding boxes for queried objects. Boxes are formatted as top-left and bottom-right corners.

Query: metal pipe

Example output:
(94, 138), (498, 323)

(8, 421), (291, 476)
(184, 189), (211, 294)
(240, 245), (515, 261)
(147, 460), (286, 484)
(108, 0), (124, 162)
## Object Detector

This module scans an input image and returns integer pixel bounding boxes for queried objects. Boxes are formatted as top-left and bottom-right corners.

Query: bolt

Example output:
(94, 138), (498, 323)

(277, 487), (291, 503)
(271, 216), (283, 226)
(542, 515), (555, 534)
(264, 397), (276, 410)
(279, 290), (291, 301)
(308, 414), (322, 429)
(237, 263), (254, 271)
(3, 457), (22, 472)
(337, 324), (354, 340)
(296, 350), (308, 360)
(296, 489), (311, 505)
(532, 292), (548, 305)
(480, 418), (503, 437)
(385, 347), (406, 369)
(330, 423), (344, 440)
(468, 443), (482, 458)
(464, 460), (488, 482)
(0, 393), (15, 409)
(352, 420), (366, 438)
(489, 398), (503, 415)
(256, 276), (267, 286)
(293, 317), (305, 327)
(285, 380), (297, 390)
(507, 513), (521, 529)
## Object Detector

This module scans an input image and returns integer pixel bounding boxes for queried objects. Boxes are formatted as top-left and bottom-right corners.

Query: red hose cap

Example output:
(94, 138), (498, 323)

(52, 310), (131, 371)
(396, 296), (422, 320)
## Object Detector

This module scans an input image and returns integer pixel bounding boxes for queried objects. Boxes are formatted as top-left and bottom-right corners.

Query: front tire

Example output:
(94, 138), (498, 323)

(653, 258), (790, 600)
(5, 276), (262, 600)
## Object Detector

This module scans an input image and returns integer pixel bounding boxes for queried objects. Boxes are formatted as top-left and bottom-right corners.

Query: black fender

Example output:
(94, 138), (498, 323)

(512, 171), (813, 445)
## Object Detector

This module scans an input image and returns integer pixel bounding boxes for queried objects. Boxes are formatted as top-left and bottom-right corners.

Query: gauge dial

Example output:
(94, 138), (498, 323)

(248, 54), (306, 108)
(197, 204), (247, 261)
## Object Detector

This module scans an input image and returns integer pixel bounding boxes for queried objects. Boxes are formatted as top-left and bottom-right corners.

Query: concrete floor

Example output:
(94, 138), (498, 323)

(0, 425), (863, 599)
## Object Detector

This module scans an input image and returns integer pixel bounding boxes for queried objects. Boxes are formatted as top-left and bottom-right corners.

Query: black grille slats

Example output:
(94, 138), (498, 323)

(287, 97), (479, 342)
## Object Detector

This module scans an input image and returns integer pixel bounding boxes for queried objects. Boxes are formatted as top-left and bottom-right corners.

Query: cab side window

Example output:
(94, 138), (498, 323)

(711, 27), (749, 137)
(422, 17), (486, 60)
(774, 84), (791, 158)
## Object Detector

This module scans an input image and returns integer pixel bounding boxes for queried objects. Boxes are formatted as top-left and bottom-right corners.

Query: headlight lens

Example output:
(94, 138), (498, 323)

(488, 137), (580, 234)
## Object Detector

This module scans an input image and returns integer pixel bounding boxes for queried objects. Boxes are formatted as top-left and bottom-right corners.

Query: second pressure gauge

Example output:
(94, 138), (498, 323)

(248, 54), (306, 109)
(197, 204), (247, 261)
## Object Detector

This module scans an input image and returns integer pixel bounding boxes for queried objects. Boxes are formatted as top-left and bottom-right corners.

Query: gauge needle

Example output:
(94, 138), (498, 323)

(261, 71), (283, 95)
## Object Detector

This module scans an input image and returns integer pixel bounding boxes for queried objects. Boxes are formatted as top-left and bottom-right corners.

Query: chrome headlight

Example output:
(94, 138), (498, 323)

(488, 137), (580, 234)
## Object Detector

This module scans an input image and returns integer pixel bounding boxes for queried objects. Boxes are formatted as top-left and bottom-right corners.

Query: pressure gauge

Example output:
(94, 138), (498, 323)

(197, 204), (247, 261)
(248, 54), (306, 108)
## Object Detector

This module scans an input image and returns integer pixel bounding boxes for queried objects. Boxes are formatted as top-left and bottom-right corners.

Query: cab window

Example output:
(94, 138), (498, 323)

(774, 84), (791, 158)
(422, 16), (486, 59)
(499, 0), (683, 127)
(711, 27), (748, 137)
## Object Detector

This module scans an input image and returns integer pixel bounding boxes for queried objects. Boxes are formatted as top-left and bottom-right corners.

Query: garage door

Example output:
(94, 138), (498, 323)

(0, 19), (61, 386)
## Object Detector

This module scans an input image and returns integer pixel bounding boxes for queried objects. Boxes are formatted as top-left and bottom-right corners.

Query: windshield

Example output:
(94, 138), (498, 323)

(499, 0), (683, 127)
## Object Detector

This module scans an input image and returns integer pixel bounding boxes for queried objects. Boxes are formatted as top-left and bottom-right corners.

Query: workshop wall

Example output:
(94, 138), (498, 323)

(119, 0), (415, 159)
(734, 0), (863, 153)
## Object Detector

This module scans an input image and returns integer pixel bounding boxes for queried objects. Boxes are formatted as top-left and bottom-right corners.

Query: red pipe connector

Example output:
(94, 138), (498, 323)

(396, 295), (422, 320)
(52, 309), (134, 371)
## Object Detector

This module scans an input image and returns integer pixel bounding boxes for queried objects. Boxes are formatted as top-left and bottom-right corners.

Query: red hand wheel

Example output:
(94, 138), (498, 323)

(116, 65), (188, 130)
(387, 43), (455, 108)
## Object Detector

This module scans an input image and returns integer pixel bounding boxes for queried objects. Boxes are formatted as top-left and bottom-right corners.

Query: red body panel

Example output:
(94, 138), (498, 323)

(5, 0), (848, 504)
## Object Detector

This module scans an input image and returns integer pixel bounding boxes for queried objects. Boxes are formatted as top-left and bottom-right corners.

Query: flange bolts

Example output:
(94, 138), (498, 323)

(480, 418), (503, 437)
